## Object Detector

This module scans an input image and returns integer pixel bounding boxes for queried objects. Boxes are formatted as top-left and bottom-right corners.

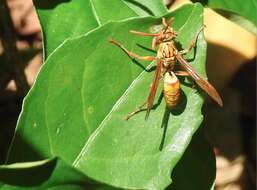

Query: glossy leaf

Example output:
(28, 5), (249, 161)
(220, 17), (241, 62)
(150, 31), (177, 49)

(0, 158), (117, 189)
(34, 0), (167, 59)
(33, 0), (99, 59)
(7, 3), (214, 189)
(168, 127), (216, 190)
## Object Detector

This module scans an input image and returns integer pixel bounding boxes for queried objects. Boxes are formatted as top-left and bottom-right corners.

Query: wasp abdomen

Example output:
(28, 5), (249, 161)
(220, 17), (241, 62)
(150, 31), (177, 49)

(163, 72), (180, 107)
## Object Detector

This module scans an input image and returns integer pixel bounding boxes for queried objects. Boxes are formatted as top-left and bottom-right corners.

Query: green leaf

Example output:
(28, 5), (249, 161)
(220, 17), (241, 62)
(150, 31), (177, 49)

(7, 3), (212, 189)
(33, 0), (99, 59)
(123, 0), (167, 16)
(34, 0), (167, 59)
(167, 127), (216, 190)
(194, 0), (257, 25)
(0, 158), (117, 189)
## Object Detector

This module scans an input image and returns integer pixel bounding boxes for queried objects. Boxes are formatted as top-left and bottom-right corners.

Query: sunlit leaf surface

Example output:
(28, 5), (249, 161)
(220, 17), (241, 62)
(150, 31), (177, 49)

(7, 3), (215, 189)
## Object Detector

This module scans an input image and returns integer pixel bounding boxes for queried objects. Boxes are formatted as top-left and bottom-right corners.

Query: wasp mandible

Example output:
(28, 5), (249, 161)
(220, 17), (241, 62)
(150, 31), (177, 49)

(110, 17), (223, 120)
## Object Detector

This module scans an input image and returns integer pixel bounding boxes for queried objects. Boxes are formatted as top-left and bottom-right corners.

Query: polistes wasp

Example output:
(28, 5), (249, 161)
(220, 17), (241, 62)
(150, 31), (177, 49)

(110, 17), (223, 120)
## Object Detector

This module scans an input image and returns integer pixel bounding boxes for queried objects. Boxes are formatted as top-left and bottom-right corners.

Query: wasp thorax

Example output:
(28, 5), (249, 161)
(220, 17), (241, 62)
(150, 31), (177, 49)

(157, 42), (176, 68)
(158, 42), (174, 58)
(163, 72), (180, 108)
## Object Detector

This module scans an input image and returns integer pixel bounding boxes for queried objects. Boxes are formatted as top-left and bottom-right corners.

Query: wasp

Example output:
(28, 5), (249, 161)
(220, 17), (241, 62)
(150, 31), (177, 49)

(110, 17), (223, 120)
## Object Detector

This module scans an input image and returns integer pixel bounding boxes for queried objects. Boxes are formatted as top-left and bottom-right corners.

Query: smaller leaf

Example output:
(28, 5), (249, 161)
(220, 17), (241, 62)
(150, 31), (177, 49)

(0, 158), (117, 189)
(89, 0), (137, 24)
(34, 0), (168, 59)
(123, 0), (167, 16)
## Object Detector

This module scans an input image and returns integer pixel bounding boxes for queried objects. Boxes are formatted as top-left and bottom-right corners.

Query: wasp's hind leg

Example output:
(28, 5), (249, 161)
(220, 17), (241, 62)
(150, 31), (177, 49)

(175, 71), (197, 89)
(174, 71), (190, 76)
(124, 102), (147, 120)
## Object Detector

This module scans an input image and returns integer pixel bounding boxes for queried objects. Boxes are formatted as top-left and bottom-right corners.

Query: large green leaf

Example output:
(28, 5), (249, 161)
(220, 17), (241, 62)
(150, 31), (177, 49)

(168, 127), (216, 190)
(34, 0), (167, 59)
(194, 0), (257, 25)
(0, 158), (117, 189)
(7, 3), (213, 189)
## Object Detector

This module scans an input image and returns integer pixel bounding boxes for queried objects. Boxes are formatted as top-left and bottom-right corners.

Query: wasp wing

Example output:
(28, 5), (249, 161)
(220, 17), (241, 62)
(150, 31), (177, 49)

(145, 60), (162, 120)
(176, 53), (223, 106)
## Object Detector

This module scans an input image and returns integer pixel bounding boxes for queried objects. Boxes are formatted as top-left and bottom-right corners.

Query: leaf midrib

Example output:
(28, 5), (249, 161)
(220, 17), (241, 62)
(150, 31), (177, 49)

(72, 61), (156, 166)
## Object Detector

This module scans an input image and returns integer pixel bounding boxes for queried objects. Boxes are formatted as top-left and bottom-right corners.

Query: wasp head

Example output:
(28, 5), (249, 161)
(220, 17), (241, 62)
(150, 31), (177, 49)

(151, 19), (177, 49)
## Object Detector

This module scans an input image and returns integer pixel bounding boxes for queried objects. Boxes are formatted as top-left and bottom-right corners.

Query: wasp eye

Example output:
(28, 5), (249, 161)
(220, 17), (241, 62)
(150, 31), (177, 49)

(149, 24), (163, 33)
(172, 32), (177, 37)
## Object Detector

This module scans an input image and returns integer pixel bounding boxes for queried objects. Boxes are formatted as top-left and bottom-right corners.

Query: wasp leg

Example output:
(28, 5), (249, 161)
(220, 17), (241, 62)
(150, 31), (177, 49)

(174, 71), (190, 76)
(125, 71), (163, 121)
(129, 31), (159, 50)
(124, 102), (147, 120)
(179, 26), (205, 55)
(129, 30), (158, 37)
(109, 39), (156, 61)
(175, 71), (198, 89)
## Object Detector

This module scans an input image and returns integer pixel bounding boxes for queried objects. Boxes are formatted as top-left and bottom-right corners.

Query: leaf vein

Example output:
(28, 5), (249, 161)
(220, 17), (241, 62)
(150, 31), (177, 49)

(90, 0), (101, 25)
(178, 4), (197, 33)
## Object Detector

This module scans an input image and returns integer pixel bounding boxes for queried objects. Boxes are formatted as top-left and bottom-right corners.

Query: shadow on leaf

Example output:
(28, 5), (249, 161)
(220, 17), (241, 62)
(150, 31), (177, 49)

(33, 0), (71, 9)
(159, 90), (187, 150)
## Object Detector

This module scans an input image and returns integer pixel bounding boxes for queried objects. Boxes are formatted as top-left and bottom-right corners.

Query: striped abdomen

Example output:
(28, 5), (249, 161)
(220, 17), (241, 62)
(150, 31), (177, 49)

(163, 72), (180, 107)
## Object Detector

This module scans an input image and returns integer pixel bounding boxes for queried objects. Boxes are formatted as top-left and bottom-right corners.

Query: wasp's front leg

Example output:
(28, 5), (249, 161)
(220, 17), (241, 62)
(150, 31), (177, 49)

(109, 39), (156, 61)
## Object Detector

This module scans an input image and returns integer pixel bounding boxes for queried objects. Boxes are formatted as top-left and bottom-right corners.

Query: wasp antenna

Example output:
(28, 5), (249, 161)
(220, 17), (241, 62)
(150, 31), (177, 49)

(166, 17), (174, 27)
(162, 17), (167, 26)
(162, 17), (174, 32)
